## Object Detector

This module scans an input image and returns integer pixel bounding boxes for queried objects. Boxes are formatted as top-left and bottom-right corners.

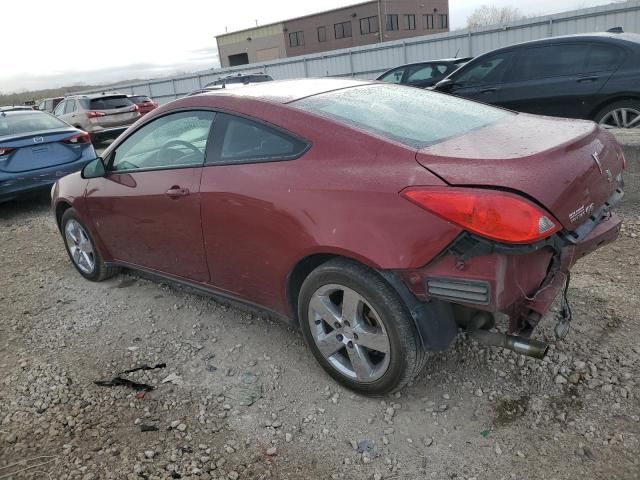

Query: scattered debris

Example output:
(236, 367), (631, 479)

(161, 373), (183, 385)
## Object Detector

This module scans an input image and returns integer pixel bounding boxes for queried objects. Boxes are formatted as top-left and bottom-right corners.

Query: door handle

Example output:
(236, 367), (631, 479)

(480, 88), (497, 94)
(577, 76), (598, 83)
(165, 186), (190, 198)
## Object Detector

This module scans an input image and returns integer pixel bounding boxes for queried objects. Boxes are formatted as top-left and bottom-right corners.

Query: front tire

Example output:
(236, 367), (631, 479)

(298, 258), (426, 395)
(61, 209), (119, 281)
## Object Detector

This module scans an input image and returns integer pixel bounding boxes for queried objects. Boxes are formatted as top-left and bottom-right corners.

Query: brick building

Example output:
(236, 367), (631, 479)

(216, 0), (450, 67)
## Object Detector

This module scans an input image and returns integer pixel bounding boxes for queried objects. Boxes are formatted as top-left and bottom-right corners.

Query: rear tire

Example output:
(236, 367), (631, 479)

(61, 209), (119, 282)
(594, 99), (640, 129)
(298, 258), (426, 395)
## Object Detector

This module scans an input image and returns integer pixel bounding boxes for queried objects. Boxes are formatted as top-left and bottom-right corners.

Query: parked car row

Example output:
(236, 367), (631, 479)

(377, 30), (640, 129)
(2, 32), (628, 395)
(0, 109), (96, 202)
(1, 72), (265, 203)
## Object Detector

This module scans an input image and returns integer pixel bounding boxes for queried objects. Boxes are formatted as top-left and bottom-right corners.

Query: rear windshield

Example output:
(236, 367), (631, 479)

(89, 96), (133, 110)
(129, 96), (151, 103)
(291, 84), (511, 148)
(0, 112), (69, 137)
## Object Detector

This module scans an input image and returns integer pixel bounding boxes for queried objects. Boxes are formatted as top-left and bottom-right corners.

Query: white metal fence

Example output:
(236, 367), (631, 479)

(75, 1), (640, 104)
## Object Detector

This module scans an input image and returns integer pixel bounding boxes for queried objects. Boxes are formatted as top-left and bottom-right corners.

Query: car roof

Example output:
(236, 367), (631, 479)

(487, 31), (640, 54)
(0, 109), (44, 116)
(384, 58), (472, 69)
(0, 106), (33, 111)
(66, 92), (128, 100)
(197, 78), (369, 104)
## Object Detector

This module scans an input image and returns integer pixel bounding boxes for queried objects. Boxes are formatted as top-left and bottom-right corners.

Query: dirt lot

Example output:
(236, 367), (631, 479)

(1, 159), (639, 479)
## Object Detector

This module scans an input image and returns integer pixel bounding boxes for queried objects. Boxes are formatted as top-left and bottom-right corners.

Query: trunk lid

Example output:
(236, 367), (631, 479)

(0, 128), (83, 173)
(89, 95), (139, 127)
(416, 114), (624, 230)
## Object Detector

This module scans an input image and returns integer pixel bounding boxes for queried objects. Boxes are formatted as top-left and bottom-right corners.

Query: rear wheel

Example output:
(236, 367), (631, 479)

(61, 209), (119, 281)
(595, 100), (640, 129)
(298, 258), (425, 395)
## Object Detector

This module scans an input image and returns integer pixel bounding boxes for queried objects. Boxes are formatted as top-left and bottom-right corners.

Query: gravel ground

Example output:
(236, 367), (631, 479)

(1, 189), (639, 480)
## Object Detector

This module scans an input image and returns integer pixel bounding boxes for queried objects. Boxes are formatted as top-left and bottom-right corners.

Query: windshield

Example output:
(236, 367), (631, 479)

(291, 84), (511, 148)
(0, 111), (69, 137)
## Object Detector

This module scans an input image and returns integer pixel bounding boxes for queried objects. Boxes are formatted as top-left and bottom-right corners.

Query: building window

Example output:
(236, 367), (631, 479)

(385, 14), (399, 31)
(439, 14), (448, 29)
(404, 14), (416, 30)
(334, 20), (352, 39)
(359, 15), (379, 35)
(289, 30), (304, 47)
(317, 25), (327, 42)
(424, 14), (434, 30)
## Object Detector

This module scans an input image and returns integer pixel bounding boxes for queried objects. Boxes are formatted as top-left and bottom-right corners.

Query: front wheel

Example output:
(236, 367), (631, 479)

(298, 258), (426, 395)
(61, 209), (119, 281)
(595, 100), (640, 129)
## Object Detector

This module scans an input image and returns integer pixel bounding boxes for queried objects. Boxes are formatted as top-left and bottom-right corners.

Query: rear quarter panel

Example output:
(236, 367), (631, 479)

(198, 100), (462, 314)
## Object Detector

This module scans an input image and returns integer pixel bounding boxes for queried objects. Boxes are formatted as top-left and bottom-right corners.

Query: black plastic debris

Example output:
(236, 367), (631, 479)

(140, 424), (159, 432)
(94, 363), (167, 391)
(121, 363), (167, 374)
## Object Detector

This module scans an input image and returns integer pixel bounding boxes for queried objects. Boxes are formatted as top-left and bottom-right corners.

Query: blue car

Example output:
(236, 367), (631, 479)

(0, 109), (96, 203)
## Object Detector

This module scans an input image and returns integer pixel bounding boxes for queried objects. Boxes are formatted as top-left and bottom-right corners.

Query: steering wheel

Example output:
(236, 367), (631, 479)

(158, 139), (201, 163)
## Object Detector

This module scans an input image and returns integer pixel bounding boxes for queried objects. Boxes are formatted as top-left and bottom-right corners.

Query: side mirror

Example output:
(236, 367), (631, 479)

(81, 157), (106, 179)
(434, 78), (456, 92)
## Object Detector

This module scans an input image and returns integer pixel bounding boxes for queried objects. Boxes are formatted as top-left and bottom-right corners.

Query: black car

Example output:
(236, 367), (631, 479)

(376, 57), (472, 88)
(434, 32), (640, 129)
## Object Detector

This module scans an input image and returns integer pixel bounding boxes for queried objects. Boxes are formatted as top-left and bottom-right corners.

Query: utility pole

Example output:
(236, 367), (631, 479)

(377, 0), (384, 42)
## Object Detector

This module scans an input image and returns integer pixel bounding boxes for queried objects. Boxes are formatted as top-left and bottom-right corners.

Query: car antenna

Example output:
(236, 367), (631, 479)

(454, 47), (461, 58)
(607, 26), (624, 33)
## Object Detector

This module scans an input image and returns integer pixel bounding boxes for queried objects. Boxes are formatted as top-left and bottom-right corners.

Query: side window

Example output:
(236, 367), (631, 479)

(53, 101), (67, 116)
(586, 44), (625, 72)
(111, 111), (215, 172)
(379, 68), (405, 83)
(454, 53), (512, 86)
(505, 44), (588, 82)
(406, 64), (448, 83)
(210, 113), (308, 164)
(64, 100), (76, 114)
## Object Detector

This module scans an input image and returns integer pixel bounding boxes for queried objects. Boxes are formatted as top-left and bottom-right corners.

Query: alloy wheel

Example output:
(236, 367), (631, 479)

(65, 219), (96, 274)
(599, 107), (640, 129)
(307, 284), (391, 383)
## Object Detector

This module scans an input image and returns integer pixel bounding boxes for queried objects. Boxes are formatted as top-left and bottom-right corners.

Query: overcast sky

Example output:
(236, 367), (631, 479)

(0, 0), (626, 93)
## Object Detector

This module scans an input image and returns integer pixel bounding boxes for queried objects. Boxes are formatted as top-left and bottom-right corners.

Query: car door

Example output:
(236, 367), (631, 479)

(581, 42), (627, 111)
(85, 110), (216, 281)
(52, 100), (67, 119)
(496, 43), (592, 118)
(199, 113), (309, 304)
(443, 51), (515, 106)
(63, 99), (79, 126)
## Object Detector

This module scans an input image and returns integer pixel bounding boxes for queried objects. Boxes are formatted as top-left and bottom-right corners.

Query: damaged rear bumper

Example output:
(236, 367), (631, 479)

(394, 188), (623, 337)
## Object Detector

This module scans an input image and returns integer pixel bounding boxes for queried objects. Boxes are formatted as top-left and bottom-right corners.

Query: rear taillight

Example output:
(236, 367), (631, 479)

(62, 132), (92, 144)
(0, 147), (16, 156)
(129, 104), (139, 112)
(86, 111), (106, 119)
(401, 187), (561, 244)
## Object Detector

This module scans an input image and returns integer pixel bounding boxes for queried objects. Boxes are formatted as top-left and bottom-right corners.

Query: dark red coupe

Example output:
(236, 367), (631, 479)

(52, 79), (624, 395)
